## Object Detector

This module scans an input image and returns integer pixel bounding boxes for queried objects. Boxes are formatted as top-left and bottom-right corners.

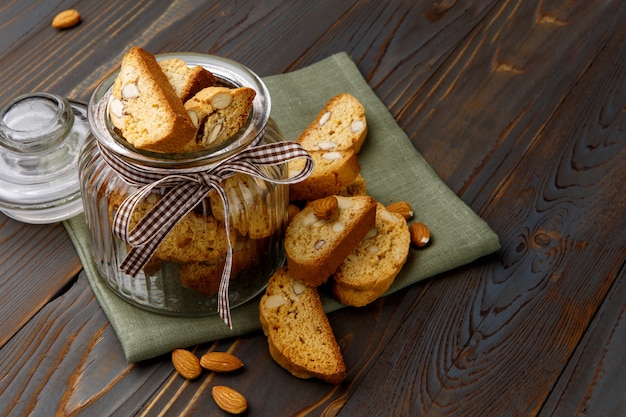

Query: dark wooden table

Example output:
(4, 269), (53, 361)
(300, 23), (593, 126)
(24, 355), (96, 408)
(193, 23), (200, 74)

(1, 1), (625, 416)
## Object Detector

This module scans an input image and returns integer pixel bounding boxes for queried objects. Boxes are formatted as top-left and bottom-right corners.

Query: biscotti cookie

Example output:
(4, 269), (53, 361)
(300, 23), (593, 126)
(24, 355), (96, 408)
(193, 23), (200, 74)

(184, 86), (256, 151)
(259, 266), (346, 384)
(109, 47), (197, 153)
(208, 173), (277, 239)
(288, 149), (360, 202)
(332, 203), (410, 306)
(296, 93), (367, 153)
(154, 208), (233, 263)
(114, 193), (233, 263)
(178, 230), (266, 296)
(284, 195), (377, 286)
(178, 258), (225, 297)
(159, 58), (216, 102)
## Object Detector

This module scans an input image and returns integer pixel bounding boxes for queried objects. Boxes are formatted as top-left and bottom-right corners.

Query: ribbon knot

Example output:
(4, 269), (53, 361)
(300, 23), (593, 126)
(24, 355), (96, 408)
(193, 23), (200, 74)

(97, 139), (314, 328)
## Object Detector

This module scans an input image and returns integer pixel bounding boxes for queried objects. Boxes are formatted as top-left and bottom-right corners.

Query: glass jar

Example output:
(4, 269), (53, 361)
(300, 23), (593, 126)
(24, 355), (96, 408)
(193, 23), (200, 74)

(79, 53), (292, 318)
(0, 92), (90, 223)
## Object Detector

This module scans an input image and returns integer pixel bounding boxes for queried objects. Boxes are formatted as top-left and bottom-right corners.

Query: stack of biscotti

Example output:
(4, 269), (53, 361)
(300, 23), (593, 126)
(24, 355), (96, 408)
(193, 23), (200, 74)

(332, 202), (411, 306)
(283, 195), (411, 305)
(260, 93), (418, 384)
(288, 93), (368, 201)
(106, 47), (279, 297)
(285, 93), (412, 302)
(261, 194), (412, 384)
(108, 46), (255, 154)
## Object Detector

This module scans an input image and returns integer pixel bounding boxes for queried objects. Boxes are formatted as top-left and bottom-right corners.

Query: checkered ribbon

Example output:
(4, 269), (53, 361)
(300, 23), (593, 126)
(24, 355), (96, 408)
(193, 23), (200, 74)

(96, 140), (313, 328)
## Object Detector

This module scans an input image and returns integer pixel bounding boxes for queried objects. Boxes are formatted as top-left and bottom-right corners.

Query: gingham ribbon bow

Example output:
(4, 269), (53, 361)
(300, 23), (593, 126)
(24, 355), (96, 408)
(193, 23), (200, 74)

(97, 140), (314, 328)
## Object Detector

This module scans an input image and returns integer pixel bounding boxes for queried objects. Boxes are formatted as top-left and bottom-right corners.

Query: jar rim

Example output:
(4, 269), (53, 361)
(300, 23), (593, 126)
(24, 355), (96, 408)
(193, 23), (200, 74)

(88, 52), (271, 169)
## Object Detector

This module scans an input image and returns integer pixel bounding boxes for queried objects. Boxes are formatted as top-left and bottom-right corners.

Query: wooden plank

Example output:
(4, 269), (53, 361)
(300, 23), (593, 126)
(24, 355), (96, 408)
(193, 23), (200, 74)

(0, 273), (432, 416)
(335, 1), (626, 415)
(156, 1), (357, 76)
(539, 268), (626, 417)
(537, 15), (626, 417)
(0, 0), (624, 415)
(0, 1), (196, 102)
(0, 273), (172, 416)
(0, 217), (81, 348)
(0, 1), (357, 104)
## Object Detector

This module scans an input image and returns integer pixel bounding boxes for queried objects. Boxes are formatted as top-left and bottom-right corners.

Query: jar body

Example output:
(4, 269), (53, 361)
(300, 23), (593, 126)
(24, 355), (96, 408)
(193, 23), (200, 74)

(79, 53), (288, 316)
(79, 118), (287, 315)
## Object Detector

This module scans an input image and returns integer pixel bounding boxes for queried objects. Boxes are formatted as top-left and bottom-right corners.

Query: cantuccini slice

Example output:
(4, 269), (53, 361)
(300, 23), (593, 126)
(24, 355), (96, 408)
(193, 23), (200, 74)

(288, 149), (360, 201)
(296, 93), (367, 153)
(109, 47), (197, 153)
(159, 58), (216, 102)
(332, 203), (411, 306)
(184, 86), (255, 151)
(284, 195), (377, 286)
(259, 266), (346, 384)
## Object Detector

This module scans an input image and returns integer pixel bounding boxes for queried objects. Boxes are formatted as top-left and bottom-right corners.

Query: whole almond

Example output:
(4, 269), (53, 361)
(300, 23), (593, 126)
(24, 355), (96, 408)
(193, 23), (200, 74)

(386, 201), (414, 220)
(211, 92), (233, 109)
(200, 352), (244, 372)
(312, 196), (338, 220)
(409, 222), (431, 248)
(212, 385), (248, 414)
(172, 349), (202, 379)
(52, 9), (81, 29)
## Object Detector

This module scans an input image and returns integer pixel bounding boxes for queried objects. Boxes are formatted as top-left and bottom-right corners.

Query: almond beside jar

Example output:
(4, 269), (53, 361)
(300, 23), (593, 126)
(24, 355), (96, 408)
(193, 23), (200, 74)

(79, 52), (291, 317)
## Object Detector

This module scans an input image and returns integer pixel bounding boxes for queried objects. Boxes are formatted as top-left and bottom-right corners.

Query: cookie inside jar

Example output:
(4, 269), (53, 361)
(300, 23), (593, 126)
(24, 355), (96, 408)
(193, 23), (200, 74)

(80, 48), (289, 316)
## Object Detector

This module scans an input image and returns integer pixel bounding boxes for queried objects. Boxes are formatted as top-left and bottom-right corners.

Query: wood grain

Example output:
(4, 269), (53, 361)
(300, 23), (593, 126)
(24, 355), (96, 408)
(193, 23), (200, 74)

(0, 219), (81, 348)
(336, 1), (626, 415)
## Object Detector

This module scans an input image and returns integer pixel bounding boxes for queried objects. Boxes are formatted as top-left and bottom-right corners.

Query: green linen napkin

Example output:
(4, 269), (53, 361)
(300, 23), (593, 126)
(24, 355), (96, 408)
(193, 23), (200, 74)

(63, 52), (500, 363)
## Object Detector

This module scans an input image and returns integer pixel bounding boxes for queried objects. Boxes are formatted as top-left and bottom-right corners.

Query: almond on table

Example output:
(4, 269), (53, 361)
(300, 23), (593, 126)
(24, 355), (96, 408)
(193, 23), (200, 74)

(200, 351), (244, 372)
(171, 349), (202, 380)
(212, 385), (248, 414)
(52, 9), (81, 29)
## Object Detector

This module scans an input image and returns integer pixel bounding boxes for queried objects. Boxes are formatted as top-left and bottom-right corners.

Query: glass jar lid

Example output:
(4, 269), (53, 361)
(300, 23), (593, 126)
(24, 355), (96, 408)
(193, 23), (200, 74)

(0, 92), (90, 223)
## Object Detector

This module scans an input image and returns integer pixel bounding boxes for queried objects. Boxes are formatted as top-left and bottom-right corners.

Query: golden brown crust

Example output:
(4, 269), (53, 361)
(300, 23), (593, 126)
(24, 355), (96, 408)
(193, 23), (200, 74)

(109, 47), (196, 153)
(288, 149), (360, 202)
(332, 203), (410, 306)
(284, 195), (377, 286)
(159, 58), (216, 102)
(296, 93), (367, 153)
(259, 266), (346, 384)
